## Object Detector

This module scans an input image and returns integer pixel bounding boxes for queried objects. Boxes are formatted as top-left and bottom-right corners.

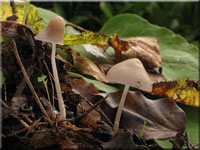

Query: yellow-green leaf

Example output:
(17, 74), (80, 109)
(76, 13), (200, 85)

(0, 2), (43, 32)
(64, 32), (110, 45)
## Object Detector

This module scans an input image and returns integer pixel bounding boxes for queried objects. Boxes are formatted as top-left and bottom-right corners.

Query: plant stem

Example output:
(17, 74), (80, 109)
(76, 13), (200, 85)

(13, 40), (49, 119)
(51, 43), (66, 120)
(113, 84), (129, 135)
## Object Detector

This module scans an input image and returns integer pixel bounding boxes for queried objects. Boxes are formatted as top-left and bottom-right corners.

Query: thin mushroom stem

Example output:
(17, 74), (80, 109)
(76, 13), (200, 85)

(113, 84), (129, 135)
(51, 43), (66, 120)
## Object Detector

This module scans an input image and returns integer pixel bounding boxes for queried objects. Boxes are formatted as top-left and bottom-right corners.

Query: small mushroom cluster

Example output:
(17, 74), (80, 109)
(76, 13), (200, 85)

(35, 16), (66, 120)
(106, 58), (153, 134)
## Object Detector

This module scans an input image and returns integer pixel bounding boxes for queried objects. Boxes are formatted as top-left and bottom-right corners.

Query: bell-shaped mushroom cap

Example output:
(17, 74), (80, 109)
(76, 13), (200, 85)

(35, 16), (65, 45)
(106, 58), (153, 92)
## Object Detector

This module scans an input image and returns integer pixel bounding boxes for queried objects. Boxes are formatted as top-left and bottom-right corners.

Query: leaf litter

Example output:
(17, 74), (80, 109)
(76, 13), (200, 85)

(1, 2), (199, 150)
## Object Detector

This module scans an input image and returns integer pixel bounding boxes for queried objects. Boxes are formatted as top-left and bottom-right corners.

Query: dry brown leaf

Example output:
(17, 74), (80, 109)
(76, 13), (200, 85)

(100, 91), (186, 140)
(78, 101), (101, 127)
(30, 128), (78, 149)
(148, 71), (167, 83)
(109, 32), (130, 62)
(71, 50), (108, 83)
(70, 78), (99, 95)
(125, 37), (161, 69)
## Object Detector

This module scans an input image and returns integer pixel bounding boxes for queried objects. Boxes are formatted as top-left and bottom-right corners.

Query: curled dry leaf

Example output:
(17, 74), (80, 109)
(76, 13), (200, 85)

(1, 21), (34, 40)
(70, 50), (108, 83)
(100, 91), (186, 140)
(109, 32), (130, 62)
(151, 78), (200, 107)
(125, 37), (161, 69)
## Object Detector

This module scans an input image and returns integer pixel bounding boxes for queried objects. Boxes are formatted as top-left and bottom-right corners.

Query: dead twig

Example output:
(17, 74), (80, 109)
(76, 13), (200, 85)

(75, 95), (108, 122)
(12, 40), (50, 120)
(186, 132), (191, 149)
(0, 98), (9, 108)
(21, 114), (33, 124)
(190, 143), (200, 149)
(7, 0), (18, 21)
(85, 99), (113, 127)
(62, 120), (90, 132)
(5, 118), (48, 137)
(15, 116), (30, 129)
(10, 0), (16, 15)
(65, 22), (91, 33)
(11, 65), (35, 103)
(4, 83), (7, 102)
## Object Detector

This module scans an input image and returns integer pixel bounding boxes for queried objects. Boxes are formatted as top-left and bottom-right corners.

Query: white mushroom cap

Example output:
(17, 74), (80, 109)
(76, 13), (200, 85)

(106, 58), (153, 92)
(35, 16), (65, 45)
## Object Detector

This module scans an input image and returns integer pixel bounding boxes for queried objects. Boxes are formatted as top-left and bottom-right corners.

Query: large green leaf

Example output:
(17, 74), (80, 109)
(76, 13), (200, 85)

(100, 14), (199, 81)
(35, 7), (77, 34)
(182, 105), (199, 149)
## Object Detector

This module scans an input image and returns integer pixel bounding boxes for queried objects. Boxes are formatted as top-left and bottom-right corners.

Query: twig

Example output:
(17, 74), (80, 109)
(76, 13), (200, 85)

(8, 0), (18, 21)
(11, 65), (35, 100)
(10, 0), (16, 15)
(190, 143), (200, 149)
(97, 47), (114, 64)
(21, 114), (33, 124)
(65, 22), (91, 32)
(5, 119), (48, 137)
(62, 120), (90, 132)
(15, 116), (30, 129)
(26, 29), (36, 54)
(12, 40), (50, 120)
(75, 95), (108, 122)
(186, 132), (191, 149)
(0, 98), (9, 108)
(85, 99), (113, 127)
(4, 83), (7, 102)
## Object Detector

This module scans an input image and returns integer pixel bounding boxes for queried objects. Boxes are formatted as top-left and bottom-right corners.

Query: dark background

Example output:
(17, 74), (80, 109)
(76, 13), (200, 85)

(32, 2), (200, 48)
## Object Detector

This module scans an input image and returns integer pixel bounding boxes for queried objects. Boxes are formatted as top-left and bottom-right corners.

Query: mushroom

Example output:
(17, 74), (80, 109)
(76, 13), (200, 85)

(106, 58), (153, 134)
(35, 16), (66, 120)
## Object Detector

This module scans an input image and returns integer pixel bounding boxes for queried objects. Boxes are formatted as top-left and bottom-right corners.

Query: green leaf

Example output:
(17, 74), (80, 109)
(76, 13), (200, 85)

(182, 105), (199, 149)
(68, 72), (119, 93)
(155, 139), (172, 149)
(100, 2), (113, 19)
(100, 14), (198, 81)
(35, 7), (78, 34)
(72, 45), (111, 64)
(53, 2), (66, 19)
(56, 48), (68, 61)
(0, 71), (5, 88)
(64, 32), (110, 45)
(139, 121), (147, 137)
(37, 75), (47, 82)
